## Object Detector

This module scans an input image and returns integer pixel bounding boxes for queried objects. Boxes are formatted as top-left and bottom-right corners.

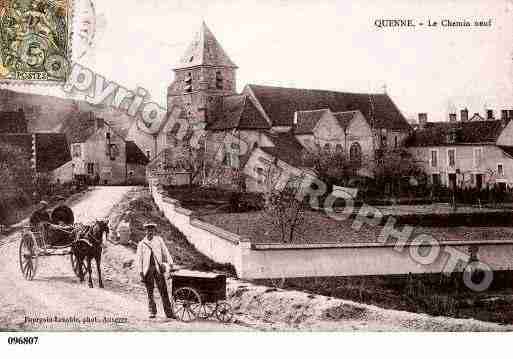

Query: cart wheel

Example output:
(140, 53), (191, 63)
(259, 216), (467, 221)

(70, 252), (85, 278)
(198, 302), (217, 319)
(19, 232), (38, 281)
(172, 287), (202, 322)
(215, 302), (233, 323)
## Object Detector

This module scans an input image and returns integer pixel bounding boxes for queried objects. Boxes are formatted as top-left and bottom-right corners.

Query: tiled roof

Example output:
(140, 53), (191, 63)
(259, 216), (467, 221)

(0, 110), (27, 133)
(294, 109), (328, 135)
(0, 133), (70, 172)
(60, 112), (126, 144)
(34, 133), (71, 172)
(405, 120), (506, 147)
(245, 84), (410, 130)
(208, 95), (270, 131)
(260, 131), (306, 168)
(126, 141), (149, 165)
(175, 22), (237, 70)
(60, 112), (97, 143)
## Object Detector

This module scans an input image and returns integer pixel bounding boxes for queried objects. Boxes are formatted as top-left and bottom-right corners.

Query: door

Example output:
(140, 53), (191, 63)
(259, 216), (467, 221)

(448, 173), (457, 190)
(475, 174), (483, 190)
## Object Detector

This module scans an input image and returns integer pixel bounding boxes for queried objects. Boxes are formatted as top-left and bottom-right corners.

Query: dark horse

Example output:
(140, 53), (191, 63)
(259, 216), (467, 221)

(71, 219), (109, 288)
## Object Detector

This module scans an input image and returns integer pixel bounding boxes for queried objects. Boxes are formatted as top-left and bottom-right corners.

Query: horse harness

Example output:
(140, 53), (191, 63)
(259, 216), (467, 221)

(73, 223), (100, 248)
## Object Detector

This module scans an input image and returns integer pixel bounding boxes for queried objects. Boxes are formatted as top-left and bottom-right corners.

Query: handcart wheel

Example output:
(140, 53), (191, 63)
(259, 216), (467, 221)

(70, 251), (85, 278)
(215, 301), (233, 323)
(172, 287), (202, 322)
(19, 232), (38, 281)
(198, 302), (217, 319)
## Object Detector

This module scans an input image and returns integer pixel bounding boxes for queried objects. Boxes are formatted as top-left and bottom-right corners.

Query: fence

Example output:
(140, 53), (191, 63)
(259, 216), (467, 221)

(149, 184), (513, 280)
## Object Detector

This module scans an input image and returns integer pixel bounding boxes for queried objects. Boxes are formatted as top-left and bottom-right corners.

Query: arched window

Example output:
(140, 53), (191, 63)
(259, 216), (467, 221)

(349, 142), (362, 168)
(323, 143), (331, 152)
(335, 143), (343, 153)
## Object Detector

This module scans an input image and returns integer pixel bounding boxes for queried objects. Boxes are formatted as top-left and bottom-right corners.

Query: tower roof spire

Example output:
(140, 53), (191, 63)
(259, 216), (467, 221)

(174, 22), (237, 70)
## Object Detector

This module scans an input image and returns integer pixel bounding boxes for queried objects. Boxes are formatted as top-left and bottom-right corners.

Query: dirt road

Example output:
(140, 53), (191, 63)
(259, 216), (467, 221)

(0, 187), (249, 331)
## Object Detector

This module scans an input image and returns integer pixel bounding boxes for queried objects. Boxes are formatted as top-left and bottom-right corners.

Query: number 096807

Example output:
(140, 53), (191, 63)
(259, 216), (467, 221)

(7, 336), (39, 345)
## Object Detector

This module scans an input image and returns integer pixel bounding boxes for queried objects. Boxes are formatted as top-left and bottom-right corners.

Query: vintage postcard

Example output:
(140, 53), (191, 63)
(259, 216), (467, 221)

(0, 0), (72, 83)
(1, 0), (513, 353)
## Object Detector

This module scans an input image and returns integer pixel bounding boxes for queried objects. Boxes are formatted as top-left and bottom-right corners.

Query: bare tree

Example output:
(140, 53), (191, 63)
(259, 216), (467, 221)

(263, 186), (306, 243)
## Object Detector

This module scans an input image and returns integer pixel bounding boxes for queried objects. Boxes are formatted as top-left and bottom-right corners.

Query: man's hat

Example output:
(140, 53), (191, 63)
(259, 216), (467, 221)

(39, 200), (49, 206)
(143, 222), (157, 229)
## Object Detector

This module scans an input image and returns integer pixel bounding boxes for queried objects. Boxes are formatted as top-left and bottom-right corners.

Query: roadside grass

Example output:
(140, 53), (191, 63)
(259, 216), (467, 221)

(109, 188), (236, 276)
(254, 272), (513, 324)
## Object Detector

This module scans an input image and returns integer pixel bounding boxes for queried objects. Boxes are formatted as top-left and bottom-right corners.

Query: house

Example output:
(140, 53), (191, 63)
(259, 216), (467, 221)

(152, 22), (411, 190)
(406, 109), (513, 190)
(54, 112), (149, 184)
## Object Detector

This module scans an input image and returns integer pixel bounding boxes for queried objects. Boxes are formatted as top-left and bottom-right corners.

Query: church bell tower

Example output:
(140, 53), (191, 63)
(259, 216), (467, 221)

(167, 22), (238, 126)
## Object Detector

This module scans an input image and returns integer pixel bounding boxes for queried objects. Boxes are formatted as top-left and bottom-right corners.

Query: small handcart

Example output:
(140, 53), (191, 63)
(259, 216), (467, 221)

(170, 270), (233, 323)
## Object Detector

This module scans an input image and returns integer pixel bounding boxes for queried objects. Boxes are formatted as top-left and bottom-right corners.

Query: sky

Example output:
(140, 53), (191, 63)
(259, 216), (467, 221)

(5, 0), (513, 122)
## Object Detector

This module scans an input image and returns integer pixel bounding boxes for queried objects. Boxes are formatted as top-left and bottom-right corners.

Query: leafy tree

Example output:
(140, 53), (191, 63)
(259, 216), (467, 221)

(0, 142), (35, 222)
(301, 147), (357, 189)
(373, 148), (424, 197)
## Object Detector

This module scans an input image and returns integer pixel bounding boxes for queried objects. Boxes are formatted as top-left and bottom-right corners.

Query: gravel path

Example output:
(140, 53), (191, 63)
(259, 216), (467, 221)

(0, 186), (248, 331)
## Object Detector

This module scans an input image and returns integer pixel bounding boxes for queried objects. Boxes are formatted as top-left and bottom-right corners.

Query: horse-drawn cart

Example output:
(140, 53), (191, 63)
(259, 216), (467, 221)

(170, 270), (233, 323)
(19, 205), (84, 280)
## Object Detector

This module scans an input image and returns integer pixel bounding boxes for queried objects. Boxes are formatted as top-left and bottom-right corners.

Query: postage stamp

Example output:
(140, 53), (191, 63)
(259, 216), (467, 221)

(0, 0), (72, 83)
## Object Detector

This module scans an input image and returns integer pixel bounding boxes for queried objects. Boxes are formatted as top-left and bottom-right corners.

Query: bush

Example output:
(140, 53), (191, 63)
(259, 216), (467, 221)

(388, 211), (513, 227)
(229, 192), (264, 212)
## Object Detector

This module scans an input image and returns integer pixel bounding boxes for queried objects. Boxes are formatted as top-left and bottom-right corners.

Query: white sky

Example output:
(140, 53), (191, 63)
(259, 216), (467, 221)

(6, 0), (513, 122)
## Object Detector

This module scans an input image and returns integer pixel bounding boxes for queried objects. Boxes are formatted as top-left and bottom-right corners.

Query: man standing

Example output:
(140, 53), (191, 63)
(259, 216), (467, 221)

(136, 222), (174, 319)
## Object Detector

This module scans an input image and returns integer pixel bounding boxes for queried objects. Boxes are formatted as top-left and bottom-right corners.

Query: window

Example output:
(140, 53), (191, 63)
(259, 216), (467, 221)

(380, 129), (387, 148)
(72, 144), (81, 158)
(256, 167), (264, 184)
(216, 71), (223, 90)
(349, 142), (362, 168)
(109, 144), (119, 160)
(474, 148), (483, 168)
(498, 163), (504, 177)
(447, 149), (456, 168)
(394, 136), (398, 148)
(106, 132), (111, 140)
(335, 143), (343, 153)
(87, 163), (94, 175)
(146, 150), (151, 160)
(430, 150), (438, 168)
(323, 143), (331, 152)
(184, 72), (192, 93)
(432, 173), (441, 186)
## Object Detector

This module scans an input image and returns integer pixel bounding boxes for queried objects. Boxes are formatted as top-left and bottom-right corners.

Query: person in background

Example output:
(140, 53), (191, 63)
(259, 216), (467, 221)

(136, 222), (174, 319)
(30, 200), (51, 228)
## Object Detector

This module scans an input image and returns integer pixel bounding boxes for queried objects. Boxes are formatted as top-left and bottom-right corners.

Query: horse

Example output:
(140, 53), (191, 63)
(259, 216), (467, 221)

(71, 219), (109, 288)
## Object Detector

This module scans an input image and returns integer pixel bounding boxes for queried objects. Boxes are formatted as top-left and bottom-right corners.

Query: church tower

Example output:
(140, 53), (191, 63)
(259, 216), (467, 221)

(167, 22), (238, 126)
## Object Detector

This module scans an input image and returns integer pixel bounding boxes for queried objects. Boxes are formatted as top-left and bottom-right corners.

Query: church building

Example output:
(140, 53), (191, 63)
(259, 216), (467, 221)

(149, 22), (412, 191)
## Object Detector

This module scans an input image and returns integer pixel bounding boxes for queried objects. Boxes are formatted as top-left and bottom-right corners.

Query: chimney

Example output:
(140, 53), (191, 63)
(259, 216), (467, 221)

(460, 108), (469, 122)
(486, 109), (494, 120)
(449, 113), (457, 122)
(418, 113), (428, 129)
